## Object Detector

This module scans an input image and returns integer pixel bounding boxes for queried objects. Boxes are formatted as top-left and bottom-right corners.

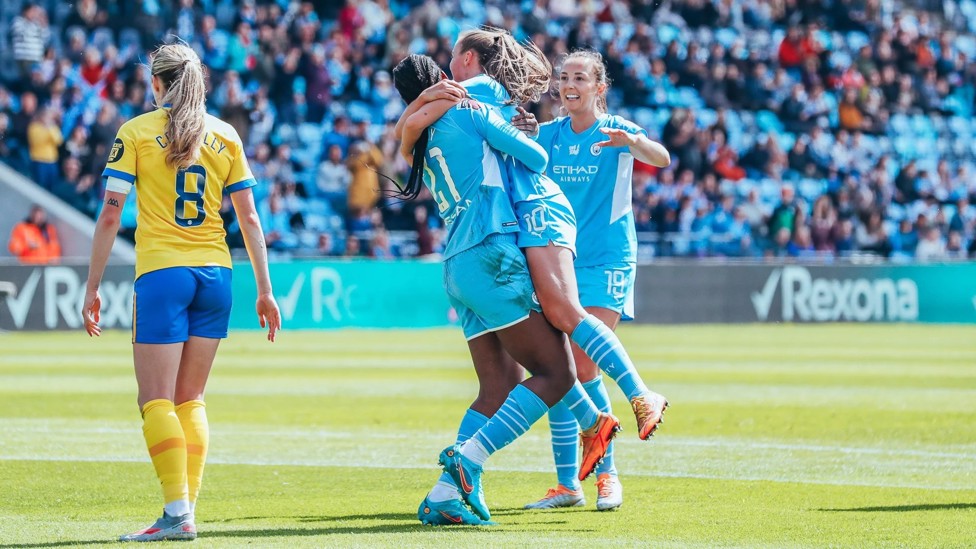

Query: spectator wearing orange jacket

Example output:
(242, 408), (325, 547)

(8, 205), (61, 264)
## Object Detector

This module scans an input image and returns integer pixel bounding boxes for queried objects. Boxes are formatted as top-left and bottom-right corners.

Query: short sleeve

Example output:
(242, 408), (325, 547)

(101, 122), (138, 184)
(611, 115), (647, 137)
(224, 131), (256, 195)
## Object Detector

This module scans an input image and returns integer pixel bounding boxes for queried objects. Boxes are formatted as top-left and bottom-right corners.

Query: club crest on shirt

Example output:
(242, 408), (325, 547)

(590, 142), (603, 156)
(456, 98), (481, 111)
(108, 138), (124, 163)
(569, 144), (580, 156)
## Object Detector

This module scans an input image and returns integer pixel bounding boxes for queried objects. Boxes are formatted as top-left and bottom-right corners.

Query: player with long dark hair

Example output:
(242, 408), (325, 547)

(398, 28), (669, 512)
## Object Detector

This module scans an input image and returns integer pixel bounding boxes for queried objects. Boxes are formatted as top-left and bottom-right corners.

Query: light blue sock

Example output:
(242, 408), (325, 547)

(430, 408), (488, 502)
(469, 384), (548, 462)
(547, 402), (582, 490)
(583, 376), (617, 477)
(559, 380), (600, 431)
(571, 315), (649, 401)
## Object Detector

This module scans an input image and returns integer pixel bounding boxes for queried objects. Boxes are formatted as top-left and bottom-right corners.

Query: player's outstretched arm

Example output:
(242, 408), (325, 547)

(230, 187), (281, 342)
(595, 128), (671, 167)
(82, 190), (126, 337)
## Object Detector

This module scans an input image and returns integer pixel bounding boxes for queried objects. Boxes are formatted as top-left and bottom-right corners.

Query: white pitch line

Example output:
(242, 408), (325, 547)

(2, 422), (975, 460)
(0, 453), (971, 492)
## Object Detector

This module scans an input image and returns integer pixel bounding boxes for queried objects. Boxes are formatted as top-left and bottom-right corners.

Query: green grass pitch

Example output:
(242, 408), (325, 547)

(1, 324), (974, 548)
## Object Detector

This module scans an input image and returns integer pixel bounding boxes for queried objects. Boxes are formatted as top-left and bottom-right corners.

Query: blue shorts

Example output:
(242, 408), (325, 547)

(514, 193), (577, 256)
(133, 266), (233, 344)
(576, 262), (636, 321)
(444, 233), (541, 340)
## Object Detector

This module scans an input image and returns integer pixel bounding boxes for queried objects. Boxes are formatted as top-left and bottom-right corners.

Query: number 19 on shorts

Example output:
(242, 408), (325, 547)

(604, 269), (627, 299)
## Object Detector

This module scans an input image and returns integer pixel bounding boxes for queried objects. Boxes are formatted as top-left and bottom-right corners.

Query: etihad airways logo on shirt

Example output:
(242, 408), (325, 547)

(551, 165), (598, 175)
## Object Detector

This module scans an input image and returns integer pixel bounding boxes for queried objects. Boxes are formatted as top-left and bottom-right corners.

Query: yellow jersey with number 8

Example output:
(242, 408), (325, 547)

(102, 108), (256, 278)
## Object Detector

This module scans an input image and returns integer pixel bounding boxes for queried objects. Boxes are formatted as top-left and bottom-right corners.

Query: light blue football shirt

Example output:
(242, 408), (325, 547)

(422, 97), (549, 259)
(536, 114), (646, 266)
(462, 75), (564, 204)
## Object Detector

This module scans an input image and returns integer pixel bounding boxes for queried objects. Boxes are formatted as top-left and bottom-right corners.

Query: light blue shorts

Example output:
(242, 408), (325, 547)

(575, 262), (636, 321)
(133, 266), (233, 344)
(514, 192), (577, 256)
(444, 233), (541, 340)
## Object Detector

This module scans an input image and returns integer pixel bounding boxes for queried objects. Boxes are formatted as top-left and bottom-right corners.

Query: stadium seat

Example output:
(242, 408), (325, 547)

(697, 108), (718, 129)
(715, 28), (738, 49)
(846, 31), (870, 51)
(890, 113), (911, 136)
(657, 23), (681, 45)
(798, 179), (826, 201)
(911, 114), (935, 137)
(756, 110), (784, 133)
(776, 132), (796, 152)
(634, 107), (655, 131)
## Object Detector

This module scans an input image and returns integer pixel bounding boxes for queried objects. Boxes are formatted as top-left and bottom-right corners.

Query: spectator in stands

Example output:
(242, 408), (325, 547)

(346, 140), (383, 222)
(787, 225), (816, 258)
(54, 156), (97, 217)
(27, 106), (62, 192)
(832, 218), (856, 255)
(0, 113), (13, 161)
(890, 218), (918, 258)
(11, 3), (49, 80)
(856, 210), (893, 257)
(8, 205), (60, 264)
(317, 143), (352, 211)
(946, 231), (967, 258)
(768, 185), (799, 242)
(810, 195), (837, 252)
(915, 226), (947, 261)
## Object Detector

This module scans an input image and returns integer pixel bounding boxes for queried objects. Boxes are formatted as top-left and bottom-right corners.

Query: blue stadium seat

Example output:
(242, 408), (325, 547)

(634, 107), (655, 131)
(756, 110), (784, 133)
(887, 204), (906, 221)
(736, 178), (757, 197)
(846, 31), (870, 51)
(890, 113), (911, 136)
(893, 135), (913, 159)
(911, 114), (935, 137)
(715, 28), (738, 49)
(696, 108), (718, 129)
(760, 178), (781, 203)
(798, 178), (826, 201)
(776, 132), (796, 152)
(657, 23), (681, 45)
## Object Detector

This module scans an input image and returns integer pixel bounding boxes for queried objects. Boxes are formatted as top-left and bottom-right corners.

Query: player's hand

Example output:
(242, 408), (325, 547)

(82, 288), (102, 337)
(256, 292), (281, 342)
(419, 80), (466, 104)
(511, 106), (538, 136)
(594, 127), (637, 149)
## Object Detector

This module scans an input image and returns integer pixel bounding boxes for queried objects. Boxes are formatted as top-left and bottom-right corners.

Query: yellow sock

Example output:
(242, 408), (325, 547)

(175, 400), (209, 506)
(141, 399), (189, 506)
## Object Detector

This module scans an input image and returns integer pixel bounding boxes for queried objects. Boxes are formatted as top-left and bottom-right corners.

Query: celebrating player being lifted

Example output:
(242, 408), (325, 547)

(399, 28), (670, 518)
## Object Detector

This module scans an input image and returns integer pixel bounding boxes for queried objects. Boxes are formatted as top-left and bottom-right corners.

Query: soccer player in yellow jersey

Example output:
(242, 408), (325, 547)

(81, 43), (281, 542)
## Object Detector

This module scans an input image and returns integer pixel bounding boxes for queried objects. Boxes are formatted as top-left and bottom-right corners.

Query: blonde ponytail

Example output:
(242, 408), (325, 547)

(151, 43), (207, 170)
(457, 28), (553, 105)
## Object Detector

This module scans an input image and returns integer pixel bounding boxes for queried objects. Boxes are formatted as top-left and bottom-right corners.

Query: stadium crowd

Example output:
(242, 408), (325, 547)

(2, 0), (976, 261)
